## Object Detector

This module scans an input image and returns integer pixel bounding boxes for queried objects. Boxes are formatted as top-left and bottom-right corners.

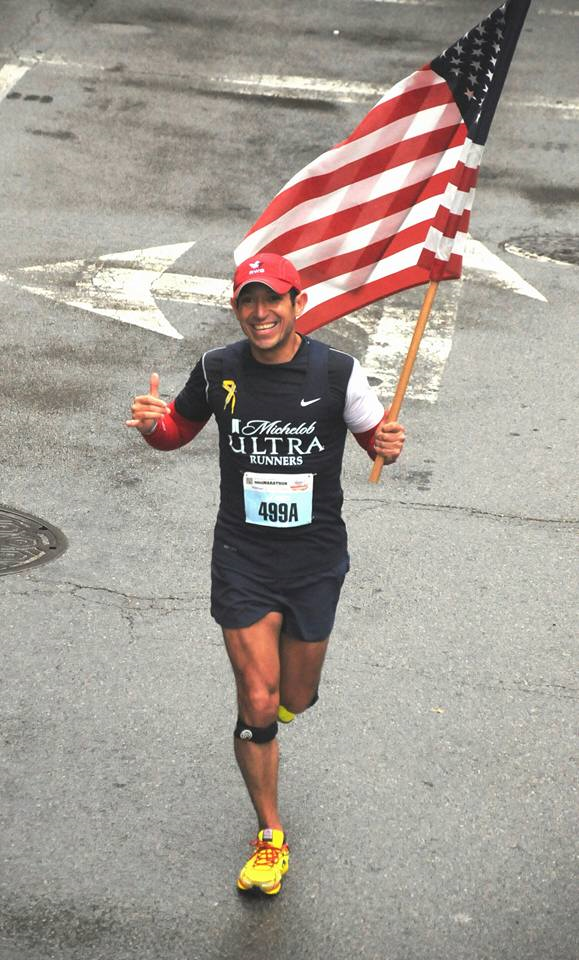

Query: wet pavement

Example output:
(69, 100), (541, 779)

(1, 2), (577, 958)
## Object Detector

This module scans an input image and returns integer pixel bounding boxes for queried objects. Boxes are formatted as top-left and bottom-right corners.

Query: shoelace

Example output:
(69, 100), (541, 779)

(250, 840), (283, 867)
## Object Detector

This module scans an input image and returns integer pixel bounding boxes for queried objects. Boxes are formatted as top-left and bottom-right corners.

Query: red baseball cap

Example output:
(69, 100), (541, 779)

(233, 253), (302, 300)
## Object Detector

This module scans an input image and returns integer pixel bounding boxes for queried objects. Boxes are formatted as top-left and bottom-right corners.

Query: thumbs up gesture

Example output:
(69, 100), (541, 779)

(126, 372), (171, 434)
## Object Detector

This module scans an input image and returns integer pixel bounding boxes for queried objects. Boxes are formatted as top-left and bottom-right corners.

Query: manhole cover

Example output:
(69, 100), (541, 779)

(502, 233), (579, 267)
(0, 507), (67, 576)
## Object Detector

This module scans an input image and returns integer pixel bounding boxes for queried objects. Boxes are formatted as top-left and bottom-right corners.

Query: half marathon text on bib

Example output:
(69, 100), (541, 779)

(243, 472), (314, 528)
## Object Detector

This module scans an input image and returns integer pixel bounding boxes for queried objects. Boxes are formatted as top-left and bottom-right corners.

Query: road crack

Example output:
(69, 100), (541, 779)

(22, 575), (209, 616)
(331, 658), (578, 702)
(345, 496), (576, 527)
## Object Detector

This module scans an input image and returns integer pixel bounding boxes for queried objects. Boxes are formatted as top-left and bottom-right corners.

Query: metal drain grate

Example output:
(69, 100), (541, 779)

(0, 506), (67, 576)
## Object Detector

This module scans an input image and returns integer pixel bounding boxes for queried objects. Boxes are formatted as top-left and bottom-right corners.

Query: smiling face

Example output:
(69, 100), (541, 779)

(231, 283), (308, 364)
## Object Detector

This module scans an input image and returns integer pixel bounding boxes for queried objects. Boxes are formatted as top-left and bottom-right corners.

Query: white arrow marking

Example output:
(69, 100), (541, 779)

(463, 238), (547, 302)
(502, 241), (574, 269)
(1, 237), (544, 371)
(4, 242), (229, 340)
(348, 237), (545, 402)
(348, 281), (462, 402)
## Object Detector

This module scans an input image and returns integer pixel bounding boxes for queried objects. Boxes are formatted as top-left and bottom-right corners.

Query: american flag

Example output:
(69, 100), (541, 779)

(234, 0), (531, 335)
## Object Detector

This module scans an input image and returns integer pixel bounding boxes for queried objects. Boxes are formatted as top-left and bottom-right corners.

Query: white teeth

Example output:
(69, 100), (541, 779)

(254, 322), (276, 331)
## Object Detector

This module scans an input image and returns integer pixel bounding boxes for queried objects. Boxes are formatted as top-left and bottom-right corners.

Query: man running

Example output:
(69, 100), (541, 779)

(126, 253), (405, 895)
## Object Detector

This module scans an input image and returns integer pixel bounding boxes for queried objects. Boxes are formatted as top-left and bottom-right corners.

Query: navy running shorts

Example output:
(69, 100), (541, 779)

(210, 552), (350, 642)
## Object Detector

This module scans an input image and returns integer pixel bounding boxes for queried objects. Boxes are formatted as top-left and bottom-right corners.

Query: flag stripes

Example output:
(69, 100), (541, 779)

(235, 70), (477, 329)
(236, 130), (468, 264)
(280, 70), (449, 195)
(234, 0), (530, 333)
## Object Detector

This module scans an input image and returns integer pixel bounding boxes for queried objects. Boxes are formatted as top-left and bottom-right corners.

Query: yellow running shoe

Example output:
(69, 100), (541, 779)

(237, 828), (289, 895)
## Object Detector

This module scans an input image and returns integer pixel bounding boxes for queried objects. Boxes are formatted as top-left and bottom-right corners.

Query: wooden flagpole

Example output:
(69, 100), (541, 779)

(369, 280), (439, 484)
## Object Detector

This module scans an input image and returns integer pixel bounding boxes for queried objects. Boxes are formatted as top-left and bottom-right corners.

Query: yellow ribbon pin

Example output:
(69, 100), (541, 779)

(222, 379), (237, 414)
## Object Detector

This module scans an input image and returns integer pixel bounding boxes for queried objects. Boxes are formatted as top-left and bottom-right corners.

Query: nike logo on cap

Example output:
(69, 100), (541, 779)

(300, 397), (321, 407)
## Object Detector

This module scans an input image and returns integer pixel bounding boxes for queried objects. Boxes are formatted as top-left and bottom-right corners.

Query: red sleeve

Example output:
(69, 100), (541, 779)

(353, 414), (386, 461)
(143, 400), (208, 451)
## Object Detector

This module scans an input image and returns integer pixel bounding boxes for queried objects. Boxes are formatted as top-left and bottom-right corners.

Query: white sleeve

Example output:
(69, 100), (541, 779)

(343, 358), (384, 433)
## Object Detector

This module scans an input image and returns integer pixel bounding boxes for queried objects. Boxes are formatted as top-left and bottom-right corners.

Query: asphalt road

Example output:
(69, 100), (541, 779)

(1, 2), (577, 959)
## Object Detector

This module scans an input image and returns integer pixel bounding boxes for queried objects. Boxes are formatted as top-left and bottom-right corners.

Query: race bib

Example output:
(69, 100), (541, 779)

(243, 472), (314, 528)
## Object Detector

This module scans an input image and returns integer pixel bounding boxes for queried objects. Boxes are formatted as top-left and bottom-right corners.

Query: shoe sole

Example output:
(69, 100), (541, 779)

(237, 878), (282, 896)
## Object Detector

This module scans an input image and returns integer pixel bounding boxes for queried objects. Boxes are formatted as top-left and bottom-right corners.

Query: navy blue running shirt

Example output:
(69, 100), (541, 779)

(174, 336), (382, 575)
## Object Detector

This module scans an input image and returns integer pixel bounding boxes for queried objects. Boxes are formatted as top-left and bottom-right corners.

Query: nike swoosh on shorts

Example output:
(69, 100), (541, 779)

(300, 398), (321, 407)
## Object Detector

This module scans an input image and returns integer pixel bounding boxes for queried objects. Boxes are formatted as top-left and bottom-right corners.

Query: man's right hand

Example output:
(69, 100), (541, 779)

(126, 372), (171, 434)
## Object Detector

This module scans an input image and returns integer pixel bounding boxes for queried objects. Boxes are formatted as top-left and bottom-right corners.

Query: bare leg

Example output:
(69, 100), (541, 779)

(279, 633), (329, 715)
(222, 612), (283, 830)
(233, 738), (281, 830)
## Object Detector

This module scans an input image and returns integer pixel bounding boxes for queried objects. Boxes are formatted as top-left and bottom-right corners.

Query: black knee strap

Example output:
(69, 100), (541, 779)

(234, 718), (278, 744)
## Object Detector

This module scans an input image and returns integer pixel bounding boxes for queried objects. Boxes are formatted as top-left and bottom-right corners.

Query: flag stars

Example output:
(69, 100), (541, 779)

(430, 0), (528, 128)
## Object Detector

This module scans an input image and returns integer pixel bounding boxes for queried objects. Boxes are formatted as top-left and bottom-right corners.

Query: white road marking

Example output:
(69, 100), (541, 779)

(210, 74), (383, 104)
(211, 73), (578, 113)
(152, 271), (231, 305)
(370, 0), (578, 13)
(18, 54), (88, 68)
(349, 281), (462, 402)
(503, 242), (574, 268)
(0, 240), (545, 416)
(370, 0), (443, 5)
(518, 96), (579, 113)
(348, 236), (545, 402)
(463, 239), (547, 302)
(0, 64), (31, 102)
(4, 57), (574, 113)
(6, 243), (202, 340)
